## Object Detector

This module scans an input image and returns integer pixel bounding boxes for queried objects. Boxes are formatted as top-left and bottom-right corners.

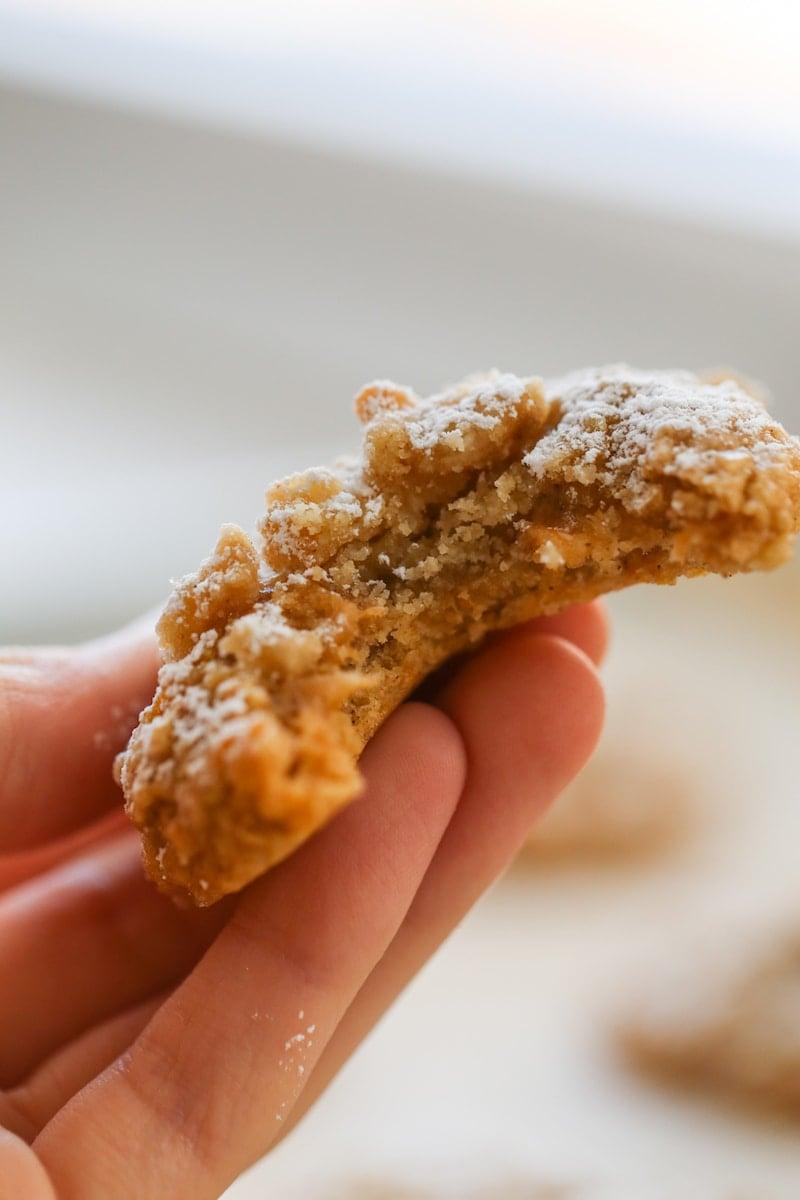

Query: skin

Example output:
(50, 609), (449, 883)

(0, 604), (607, 1200)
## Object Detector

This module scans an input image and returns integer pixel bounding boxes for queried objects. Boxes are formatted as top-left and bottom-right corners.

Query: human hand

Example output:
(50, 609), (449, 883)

(0, 606), (606, 1199)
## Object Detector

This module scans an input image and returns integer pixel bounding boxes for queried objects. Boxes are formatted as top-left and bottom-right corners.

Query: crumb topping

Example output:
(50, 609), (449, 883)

(117, 365), (800, 905)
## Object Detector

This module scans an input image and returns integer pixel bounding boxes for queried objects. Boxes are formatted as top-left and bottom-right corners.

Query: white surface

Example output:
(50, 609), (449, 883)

(2, 84), (800, 1196)
(0, 1), (798, 238)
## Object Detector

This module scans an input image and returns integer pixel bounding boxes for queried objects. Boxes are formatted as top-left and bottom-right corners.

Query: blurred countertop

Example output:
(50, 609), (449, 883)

(0, 0), (798, 240)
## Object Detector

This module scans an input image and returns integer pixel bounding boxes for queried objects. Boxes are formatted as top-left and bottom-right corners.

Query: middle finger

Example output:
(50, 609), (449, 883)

(0, 834), (227, 1086)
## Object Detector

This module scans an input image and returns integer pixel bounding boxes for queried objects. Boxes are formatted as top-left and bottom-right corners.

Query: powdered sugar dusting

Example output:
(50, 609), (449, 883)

(524, 364), (782, 512)
(401, 374), (527, 452)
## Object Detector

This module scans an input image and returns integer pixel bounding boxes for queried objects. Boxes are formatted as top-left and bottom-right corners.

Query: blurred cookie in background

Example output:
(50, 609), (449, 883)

(319, 1182), (571, 1199)
(617, 928), (800, 1121)
(519, 746), (695, 867)
(309, 1177), (764, 1199)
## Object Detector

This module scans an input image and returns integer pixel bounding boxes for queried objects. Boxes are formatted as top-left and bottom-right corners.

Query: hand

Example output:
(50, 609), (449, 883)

(0, 606), (606, 1200)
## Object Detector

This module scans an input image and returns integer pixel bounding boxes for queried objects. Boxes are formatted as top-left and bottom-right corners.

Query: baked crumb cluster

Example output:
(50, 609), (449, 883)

(116, 366), (800, 904)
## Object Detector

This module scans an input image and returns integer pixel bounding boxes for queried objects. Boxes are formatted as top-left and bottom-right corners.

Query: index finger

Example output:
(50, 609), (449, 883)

(34, 703), (467, 1200)
(0, 621), (157, 851)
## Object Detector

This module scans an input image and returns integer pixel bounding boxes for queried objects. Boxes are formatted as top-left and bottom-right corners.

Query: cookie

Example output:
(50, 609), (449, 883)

(116, 366), (800, 904)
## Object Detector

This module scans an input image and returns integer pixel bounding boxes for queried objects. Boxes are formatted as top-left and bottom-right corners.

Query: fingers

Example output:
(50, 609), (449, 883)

(436, 631), (605, 844)
(0, 1130), (56, 1200)
(0, 624), (157, 852)
(412, 600), (608, 701)
(280, 631), (605, 1131)
(0, 812), (128, 895)
(0, 602), (602, 858)
(34, 703), (467, 1200)
(1, 996), (164, 1142)
(0, 616), (598, 1087)
(9, 613), (603, 1190)
(0, 833), (227, 1086)
(520, 600), (609, 667)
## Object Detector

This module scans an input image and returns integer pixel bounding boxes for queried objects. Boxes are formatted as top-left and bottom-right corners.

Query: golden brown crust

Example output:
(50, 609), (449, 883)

(116, 366), (800, 904)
